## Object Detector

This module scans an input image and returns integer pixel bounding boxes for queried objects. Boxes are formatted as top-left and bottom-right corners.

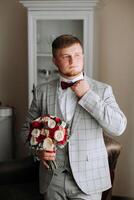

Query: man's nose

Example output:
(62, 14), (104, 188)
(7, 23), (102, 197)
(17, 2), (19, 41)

(69, 56), (74, 64)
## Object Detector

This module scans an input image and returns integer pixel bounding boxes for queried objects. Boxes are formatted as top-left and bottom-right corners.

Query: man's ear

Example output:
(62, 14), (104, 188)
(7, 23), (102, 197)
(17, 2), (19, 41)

(52, 57), (59, 70)
(52, 57), (56, 65)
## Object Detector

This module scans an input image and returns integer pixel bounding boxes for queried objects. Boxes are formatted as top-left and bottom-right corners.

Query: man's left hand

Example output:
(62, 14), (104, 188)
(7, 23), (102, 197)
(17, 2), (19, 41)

(71, 79), (90, 98)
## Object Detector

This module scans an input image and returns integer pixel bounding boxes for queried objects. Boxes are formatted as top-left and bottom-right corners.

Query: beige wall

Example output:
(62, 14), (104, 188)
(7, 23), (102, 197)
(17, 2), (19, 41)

(98, 0), (134, 198)
(0, 0), (134, 198)
(0, 0), (28, 155)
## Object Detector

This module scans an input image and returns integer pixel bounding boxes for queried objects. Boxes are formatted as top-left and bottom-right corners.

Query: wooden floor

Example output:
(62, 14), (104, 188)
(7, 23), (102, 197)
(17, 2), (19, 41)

(112, 196), (134, 200)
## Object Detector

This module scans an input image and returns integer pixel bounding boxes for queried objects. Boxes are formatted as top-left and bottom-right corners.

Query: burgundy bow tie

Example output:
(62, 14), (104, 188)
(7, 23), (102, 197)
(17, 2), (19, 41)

(61, 81), (75, 89)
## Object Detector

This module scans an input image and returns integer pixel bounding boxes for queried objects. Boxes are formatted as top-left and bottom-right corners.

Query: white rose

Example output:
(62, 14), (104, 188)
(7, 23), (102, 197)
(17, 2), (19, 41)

(48, 118), (56, 128)
(43, 138), (54, 151)
(31, 128), (40, 137)
(54, 130), (64, 142)
(60, 121), (66, 128)
(30, 136), (38, 146)
(34, 117), (41, 122)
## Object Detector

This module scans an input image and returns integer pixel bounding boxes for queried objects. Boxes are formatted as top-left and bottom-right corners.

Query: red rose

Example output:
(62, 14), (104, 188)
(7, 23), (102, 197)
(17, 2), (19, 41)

(55, 117), (61, 123)
(31, 121), (43, 129)
(49, 126), (59, 138)
(36, 134), (46, 143)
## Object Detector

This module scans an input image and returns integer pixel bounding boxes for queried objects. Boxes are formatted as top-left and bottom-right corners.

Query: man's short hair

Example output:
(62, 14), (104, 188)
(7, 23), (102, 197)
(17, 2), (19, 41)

(52, 34), (83, 57)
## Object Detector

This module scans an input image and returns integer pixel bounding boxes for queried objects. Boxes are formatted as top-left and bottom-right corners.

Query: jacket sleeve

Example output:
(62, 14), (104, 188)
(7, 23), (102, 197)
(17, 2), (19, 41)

(78, 85), (127, 136)
(20, 85), (47, 153)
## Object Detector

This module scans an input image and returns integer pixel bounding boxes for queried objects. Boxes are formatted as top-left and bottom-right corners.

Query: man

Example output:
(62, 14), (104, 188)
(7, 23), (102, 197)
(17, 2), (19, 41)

(22, 35), (127, 200)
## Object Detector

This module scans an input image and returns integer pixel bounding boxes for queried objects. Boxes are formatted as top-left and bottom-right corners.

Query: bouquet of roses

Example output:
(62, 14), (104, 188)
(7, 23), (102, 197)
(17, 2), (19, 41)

(28, 114), (70, 154)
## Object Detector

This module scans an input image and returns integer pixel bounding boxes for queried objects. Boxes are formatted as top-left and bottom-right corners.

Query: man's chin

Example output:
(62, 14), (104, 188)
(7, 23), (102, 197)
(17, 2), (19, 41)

(60, 71), (83, 78)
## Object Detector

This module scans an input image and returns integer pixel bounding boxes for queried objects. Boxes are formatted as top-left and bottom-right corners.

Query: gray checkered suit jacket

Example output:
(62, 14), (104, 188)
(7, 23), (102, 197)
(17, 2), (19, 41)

(22, 76), (127, 195)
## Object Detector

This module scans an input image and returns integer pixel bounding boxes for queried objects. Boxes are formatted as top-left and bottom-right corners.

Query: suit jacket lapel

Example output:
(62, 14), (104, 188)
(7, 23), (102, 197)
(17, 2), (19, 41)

(47, 79), (59, 116)
(70, 103), (81, 133)
(70, 76), (94, 132)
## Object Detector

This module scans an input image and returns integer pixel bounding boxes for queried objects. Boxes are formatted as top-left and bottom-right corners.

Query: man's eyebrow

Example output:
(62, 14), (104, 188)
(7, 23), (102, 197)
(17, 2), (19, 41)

(61, 53), (70, 56)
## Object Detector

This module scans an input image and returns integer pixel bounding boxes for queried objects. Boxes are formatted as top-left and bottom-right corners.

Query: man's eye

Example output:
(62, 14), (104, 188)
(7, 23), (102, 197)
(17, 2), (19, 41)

(75, 54), (80, 57)
(62, 56), (69, 59)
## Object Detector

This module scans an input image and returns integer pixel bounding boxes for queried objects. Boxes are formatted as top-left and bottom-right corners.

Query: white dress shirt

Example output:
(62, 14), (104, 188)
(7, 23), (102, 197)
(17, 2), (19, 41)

(58, 73), (84, 122)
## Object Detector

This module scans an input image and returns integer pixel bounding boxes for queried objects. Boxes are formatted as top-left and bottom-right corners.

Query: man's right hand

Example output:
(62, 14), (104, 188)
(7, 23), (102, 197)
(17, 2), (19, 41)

(37, 150), (56, 169)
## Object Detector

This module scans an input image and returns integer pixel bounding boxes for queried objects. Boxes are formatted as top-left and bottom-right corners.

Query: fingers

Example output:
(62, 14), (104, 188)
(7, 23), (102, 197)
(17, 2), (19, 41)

(42, 160), (50, 169)
(38, 150), (56, 161)
(71, 80), (90, 98)
(43, 152), (56, 161)
(37, 150), (56, 169)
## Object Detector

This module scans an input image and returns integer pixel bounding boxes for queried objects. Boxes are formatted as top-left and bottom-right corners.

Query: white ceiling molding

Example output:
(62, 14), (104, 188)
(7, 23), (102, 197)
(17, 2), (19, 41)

(20, 0), (101, 11)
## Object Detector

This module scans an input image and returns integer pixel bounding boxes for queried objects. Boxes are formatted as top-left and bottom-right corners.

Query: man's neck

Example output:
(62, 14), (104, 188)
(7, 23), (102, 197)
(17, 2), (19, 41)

(60, 72), (83, 80)
(60, 72), (84, 83)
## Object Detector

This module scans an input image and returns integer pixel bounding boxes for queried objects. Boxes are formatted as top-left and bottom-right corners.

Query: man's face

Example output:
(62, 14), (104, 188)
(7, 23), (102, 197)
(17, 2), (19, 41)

(53, 43), (84, 78)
